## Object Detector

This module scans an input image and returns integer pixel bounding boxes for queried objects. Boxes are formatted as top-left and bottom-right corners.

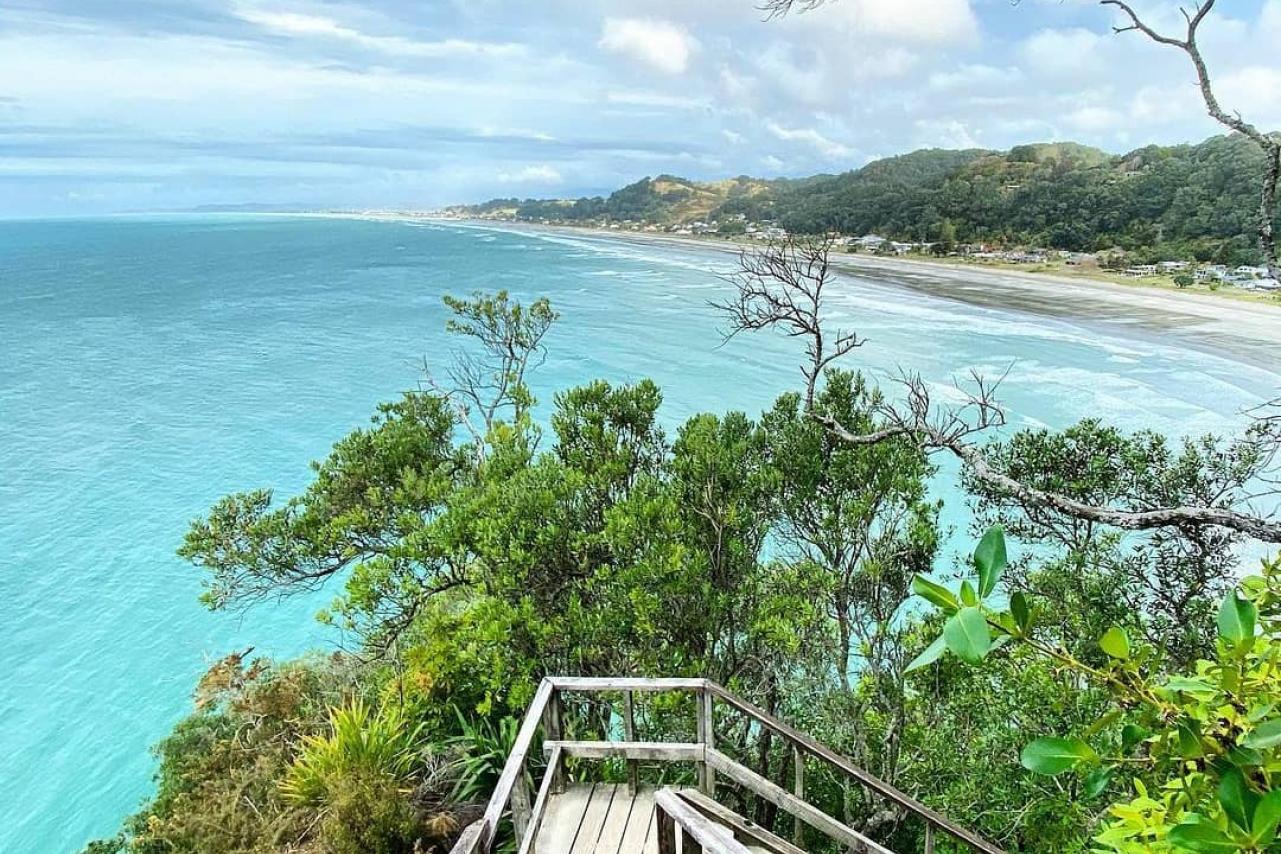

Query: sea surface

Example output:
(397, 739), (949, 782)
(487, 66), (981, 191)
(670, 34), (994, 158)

(1, 215), (1279, 851)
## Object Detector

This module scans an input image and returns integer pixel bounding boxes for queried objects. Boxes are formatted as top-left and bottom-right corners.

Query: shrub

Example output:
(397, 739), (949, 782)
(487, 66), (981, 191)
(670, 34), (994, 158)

(282, 699), (423, 806)
(908, 529), (1281, 853)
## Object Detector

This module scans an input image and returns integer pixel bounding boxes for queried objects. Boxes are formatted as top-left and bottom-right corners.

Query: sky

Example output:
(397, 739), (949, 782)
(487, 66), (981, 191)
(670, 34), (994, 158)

(1, 0), (1279, 216)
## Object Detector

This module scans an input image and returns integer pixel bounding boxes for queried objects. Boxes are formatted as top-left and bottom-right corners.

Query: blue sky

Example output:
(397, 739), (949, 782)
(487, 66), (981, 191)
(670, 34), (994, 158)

(1, 0), (1278, 216)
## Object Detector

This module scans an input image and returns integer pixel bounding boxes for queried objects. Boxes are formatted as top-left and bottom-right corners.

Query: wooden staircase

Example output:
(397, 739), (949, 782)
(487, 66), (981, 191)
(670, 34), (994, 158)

(450, 677), (1005, 854)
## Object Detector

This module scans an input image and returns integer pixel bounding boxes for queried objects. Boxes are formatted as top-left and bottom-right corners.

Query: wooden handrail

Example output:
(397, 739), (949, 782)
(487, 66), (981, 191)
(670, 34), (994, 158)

(450, 676), (1005, 854)
(704, 682), (1004, 854)
(655, 788), (754, 854)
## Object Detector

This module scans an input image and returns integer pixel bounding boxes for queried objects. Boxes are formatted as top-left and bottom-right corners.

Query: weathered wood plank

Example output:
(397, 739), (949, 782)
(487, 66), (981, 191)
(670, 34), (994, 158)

(448, 820), (483, 854)
(618, 790), (656, 854)
(654, 789), (752, 854)
(675, 790), (805, 854)
(705, 748), (894, 854)
(594, 783), (638, 854)
(706, 683), (1006, 854)
(570, 783), (618, 854)
(623, 690), (638, 795)
(534, 784), (592, 854)
(517, 745), (563, 854)
(477, 679), (555, 850)
(791, 744), (804, 849)
(548, 677), (708, 693)
(697, 690), (713, 795)
(543, 740), (703, 762)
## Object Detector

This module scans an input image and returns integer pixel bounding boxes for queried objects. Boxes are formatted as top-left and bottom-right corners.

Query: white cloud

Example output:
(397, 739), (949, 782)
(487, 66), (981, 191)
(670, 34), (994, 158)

(235, 8), (526, 58)
(1064, 105), (1123, 133)
(1262, 0), (1281, 41)
(497, 164), (563, 183)
(1220, 65), (1281, 125)
(812, 0), (979, 44)
(913, 119), (981, 149)
(929, 64), (1016, 91)
(1019, 28), (1105, 79)
(606, 90), (707, 110)
(765, 121), (854, 158)
(598, 18), (696, 75)
(722, 129), (744, 144)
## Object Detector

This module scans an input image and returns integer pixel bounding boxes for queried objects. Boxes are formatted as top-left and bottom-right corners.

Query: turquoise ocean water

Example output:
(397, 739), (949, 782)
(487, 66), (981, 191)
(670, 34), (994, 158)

(2, 215), (1279, 851)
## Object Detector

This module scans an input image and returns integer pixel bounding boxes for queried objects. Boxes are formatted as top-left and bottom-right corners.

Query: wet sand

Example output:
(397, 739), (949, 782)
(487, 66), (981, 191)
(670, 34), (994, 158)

(535, 226), (1281, 373)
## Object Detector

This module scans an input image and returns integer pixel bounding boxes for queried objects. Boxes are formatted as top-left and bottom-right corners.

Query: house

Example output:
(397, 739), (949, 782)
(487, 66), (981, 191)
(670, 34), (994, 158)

(1234, 265), (1268, 280)
(1123, 265), (1159, 278)
(1256, 278), (1280, 291)
(1159, 261), (1191, 272)
(854, 234), (889, 250)
(1195, 265), (1228, 281)
(890, 241), (915, 255)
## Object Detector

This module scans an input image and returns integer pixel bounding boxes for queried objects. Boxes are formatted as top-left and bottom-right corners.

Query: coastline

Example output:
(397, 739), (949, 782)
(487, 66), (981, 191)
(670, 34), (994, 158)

(280, 211), (1281, 375)
(462, 220), (1281, 374)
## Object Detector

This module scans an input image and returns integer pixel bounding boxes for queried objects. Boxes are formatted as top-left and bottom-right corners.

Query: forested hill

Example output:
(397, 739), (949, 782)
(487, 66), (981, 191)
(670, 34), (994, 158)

(453, 133), (1278, 262)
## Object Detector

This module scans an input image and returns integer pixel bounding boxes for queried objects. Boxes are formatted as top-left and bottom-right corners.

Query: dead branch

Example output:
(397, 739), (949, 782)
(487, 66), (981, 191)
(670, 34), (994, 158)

(714, 235), (863, 409)
(715, 236), (1281, 543)
(1101, 0), (1280, 278)
(821, 371), (1281, 543)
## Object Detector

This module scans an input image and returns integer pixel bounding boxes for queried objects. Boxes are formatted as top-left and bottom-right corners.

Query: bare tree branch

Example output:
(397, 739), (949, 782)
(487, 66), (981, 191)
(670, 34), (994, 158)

(716, 237), (1281, 543)
(714, 235), (864, 409)
(1100, 0), (1280, 279)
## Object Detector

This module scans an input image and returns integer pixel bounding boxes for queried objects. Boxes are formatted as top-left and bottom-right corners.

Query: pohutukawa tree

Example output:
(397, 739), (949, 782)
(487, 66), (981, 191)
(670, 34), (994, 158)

(718, 237), (1281, 545)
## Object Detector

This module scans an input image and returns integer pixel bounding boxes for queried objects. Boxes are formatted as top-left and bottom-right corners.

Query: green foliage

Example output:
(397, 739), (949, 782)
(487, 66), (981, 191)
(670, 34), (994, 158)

(450, 712), (528, 804)
(463, 134), (1279, 262)
(281, 699), (423, 807)
(104, 290), (1280, 854)
(910, 527), (1281, 853)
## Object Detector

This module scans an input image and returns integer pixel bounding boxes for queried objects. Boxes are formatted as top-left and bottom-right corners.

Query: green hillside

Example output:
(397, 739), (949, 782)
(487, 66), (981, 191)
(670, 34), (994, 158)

(455, 133), (1278, 264)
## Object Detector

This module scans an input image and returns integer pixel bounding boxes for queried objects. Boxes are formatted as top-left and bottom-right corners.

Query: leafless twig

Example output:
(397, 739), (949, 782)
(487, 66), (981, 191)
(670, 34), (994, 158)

(715, 235), (863, 409)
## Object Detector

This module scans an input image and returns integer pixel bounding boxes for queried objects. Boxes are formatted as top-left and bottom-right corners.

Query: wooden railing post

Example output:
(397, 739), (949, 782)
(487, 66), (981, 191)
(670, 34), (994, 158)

(541, 688), (564, 794)
(623, 690), (638, 795)
(924, 823), (935, 854)
(656, 801), (677, 854)
(511, 773), (532, 843)
(792, 744), (805, 848)
(697, 685), (714, 795)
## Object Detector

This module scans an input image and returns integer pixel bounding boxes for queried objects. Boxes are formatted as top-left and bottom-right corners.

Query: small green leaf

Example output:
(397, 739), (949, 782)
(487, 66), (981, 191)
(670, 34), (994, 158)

(943, 607), (991, 665)
(1010, 590), (1031, 632)
(1249, 704), (1276, 723)
(1083, 767), (1113, 800)
(1099, 626), (1130, 660)
(905, 634), (947, 674)
(1243, 719), (1281, 750)
(1228, 745), (1263, 768)
(1252, 790), (1281, 845)
(959, 579), (979, 607)
(1121, 724), (1149, 755)
(1164, 676), (1217, 695)
(912, 574), (959, 613)
(974, 526), (1007, 598)
(1020, 737), (1097, 775)
(1218, 591), (1258, 647)
(1178, 720), (1205, 759)
(1219, 768), (1259, 832)
(1166, 815), (1239, 853)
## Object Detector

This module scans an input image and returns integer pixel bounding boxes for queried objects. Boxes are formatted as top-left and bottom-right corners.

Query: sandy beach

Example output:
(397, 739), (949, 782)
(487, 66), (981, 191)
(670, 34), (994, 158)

(505, 223), (1281, 373)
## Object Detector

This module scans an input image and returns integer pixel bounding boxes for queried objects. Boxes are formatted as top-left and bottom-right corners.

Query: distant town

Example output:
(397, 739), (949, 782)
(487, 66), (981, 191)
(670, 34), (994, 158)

(423, 207), (1281, 294)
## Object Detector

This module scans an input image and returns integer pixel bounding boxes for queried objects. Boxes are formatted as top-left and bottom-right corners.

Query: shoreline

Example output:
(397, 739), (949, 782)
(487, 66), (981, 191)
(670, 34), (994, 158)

(230, 210), (1281, 376)
(468, 220), (1281, 374)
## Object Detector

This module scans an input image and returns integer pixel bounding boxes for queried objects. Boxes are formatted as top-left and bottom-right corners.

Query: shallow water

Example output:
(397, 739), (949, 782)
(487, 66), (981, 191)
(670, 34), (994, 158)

(1, 215), (1277, 851)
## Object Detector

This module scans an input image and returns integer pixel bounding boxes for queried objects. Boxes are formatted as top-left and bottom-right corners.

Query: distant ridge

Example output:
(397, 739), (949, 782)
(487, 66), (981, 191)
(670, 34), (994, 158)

(452, 133), (1278, 263)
